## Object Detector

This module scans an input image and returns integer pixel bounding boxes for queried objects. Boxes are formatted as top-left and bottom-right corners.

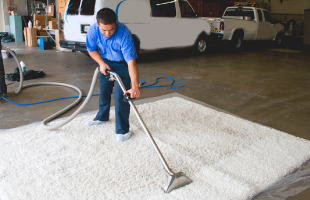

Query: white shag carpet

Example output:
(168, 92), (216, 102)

(1, 96), (310, 200)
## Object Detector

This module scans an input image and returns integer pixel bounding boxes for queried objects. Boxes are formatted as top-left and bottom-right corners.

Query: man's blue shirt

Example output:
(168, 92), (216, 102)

(86, 22), (137, 63)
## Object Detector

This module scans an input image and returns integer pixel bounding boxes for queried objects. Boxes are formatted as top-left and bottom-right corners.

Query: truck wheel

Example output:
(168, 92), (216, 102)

(274, 33), (283, 46)
(194, 36), (208, 54)
(230, 34), (243, 49)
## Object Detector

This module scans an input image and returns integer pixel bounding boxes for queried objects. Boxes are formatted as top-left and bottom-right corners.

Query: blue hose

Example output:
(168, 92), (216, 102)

(1, 77), (184, 106)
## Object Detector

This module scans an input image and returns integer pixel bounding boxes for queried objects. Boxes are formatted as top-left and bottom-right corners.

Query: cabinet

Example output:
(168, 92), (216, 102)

(9, 16), (23, 42)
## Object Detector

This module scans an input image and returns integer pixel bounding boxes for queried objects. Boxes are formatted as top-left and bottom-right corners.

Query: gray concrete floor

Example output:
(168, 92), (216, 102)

(1, 41), (310, 199)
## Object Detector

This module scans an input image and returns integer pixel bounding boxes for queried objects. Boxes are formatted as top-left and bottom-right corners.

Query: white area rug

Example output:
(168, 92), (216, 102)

(1, 96), (310, 200)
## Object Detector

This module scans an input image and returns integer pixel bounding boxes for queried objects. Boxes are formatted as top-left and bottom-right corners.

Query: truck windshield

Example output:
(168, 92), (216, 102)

(150, 0), (176, 17)
(179, 0), (196, 18)
(224, 8), (255, 21)
(67, 0), (81, 15)
(80, 0), (96, 15)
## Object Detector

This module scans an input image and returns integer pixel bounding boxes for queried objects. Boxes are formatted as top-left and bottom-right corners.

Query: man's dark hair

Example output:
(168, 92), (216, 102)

(96, 8), (117, 25)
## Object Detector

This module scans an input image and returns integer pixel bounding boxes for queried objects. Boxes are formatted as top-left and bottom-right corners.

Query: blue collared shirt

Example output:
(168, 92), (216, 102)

(86, 22), (137, 63)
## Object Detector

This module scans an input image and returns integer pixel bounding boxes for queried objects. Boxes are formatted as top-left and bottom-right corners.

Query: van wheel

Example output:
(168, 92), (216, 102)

(230, 34), (243, 49)
(274, 33), (283, 46)
(133, 36), (140, 56)
(82, 52), (91, 57)
(194, 36), (208, 54)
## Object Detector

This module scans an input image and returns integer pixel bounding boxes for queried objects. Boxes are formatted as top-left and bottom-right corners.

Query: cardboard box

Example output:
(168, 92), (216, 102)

(33, 15), (52, 21)
(35, 20), (43, 26)
(49, 21), (58, 29)
(51, 18), (58, 21)
(33, 25), (43, 30)
(11, 11), (21, 16)
(47, 5), (55, 17)
(39, 31), (48, 36)
(25, 28), (37, 47)
(55, 30), (64, 50)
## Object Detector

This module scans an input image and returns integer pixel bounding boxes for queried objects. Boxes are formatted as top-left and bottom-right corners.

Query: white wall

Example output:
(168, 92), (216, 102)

(0, 0), (4, 32)
(1, 0), (28, 28)
(246, 0), (310, 14)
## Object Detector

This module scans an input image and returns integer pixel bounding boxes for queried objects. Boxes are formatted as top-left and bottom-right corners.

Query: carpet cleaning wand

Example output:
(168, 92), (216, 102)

(107, 70), (193, 193)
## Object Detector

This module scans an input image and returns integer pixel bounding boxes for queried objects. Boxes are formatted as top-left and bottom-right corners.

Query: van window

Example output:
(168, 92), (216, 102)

(81, 0), (96, 15)
(150, 0), (176, 17)
(67, 0), (81, 15)
(179, 0), (196, 18)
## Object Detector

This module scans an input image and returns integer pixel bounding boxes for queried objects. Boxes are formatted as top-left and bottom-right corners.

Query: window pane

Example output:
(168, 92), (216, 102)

(224, 8), (243, 16)
(179, 0), (196, 18)
(67, 0), (81, 15)
(150, 0), (176, 17)
(257, 10), (263, 22)
(224, 8), (254, 20)
(81, 0), (96, 15)
(243, 9), (255, 21)
(263, 10), (273, 23)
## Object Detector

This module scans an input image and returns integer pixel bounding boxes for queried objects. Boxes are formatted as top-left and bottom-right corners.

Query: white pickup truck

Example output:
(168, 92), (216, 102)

(60, 0), (211, 54)
(202, 6), (284, 49)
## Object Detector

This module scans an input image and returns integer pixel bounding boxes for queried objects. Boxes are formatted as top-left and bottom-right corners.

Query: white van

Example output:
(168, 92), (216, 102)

(60, 0), (211, 54)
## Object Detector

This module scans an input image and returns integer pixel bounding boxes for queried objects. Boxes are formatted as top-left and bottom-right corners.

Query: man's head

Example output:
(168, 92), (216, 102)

(96, 8), (117, 38)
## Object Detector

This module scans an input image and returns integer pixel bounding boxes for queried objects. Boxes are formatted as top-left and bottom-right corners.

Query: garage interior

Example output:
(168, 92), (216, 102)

(1, 0), (310, 199)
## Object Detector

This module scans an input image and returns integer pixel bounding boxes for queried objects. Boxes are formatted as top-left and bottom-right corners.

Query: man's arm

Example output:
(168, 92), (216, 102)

(88, 50), (111, 75)
(124, 59), (140, 98)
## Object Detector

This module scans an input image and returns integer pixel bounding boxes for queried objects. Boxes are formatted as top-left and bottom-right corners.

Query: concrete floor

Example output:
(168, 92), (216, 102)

(1, 41), (310, 199)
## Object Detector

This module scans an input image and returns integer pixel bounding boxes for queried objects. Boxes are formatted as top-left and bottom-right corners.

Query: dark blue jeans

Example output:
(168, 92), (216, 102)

(95, 59), (131, 134)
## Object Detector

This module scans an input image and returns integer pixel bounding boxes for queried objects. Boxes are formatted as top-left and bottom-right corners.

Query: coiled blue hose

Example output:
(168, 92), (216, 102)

(1, 77), (184, 106)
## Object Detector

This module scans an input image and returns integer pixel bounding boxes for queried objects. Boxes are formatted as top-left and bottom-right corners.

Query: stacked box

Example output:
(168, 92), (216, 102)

(23, 28), (37, 47)
(49, 21), (58, 29)
(33, 15), (52, 21)
(33, 26), (43, 30)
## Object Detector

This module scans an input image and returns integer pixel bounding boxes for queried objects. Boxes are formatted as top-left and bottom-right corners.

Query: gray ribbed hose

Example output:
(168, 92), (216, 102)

(2, 47), (100, 130)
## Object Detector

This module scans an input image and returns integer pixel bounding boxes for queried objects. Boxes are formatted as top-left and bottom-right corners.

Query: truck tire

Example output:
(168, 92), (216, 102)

(230, 33), (243, 49)
(274, 32), (283, 46)
(193, 35), (208, 54)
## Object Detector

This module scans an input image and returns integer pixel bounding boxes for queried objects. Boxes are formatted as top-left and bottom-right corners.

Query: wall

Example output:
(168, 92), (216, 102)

(246, 0), (310, 14)
(2, 0), (28, 26)
(0, 1), (4, 32)
(9, 0), (28, 16)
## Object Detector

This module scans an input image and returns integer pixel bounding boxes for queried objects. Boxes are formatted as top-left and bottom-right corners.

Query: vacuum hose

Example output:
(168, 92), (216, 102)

(2, 46), (100, 130)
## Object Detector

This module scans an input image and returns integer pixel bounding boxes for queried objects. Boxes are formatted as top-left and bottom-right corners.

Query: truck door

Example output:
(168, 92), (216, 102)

(256, 9), (275, 40)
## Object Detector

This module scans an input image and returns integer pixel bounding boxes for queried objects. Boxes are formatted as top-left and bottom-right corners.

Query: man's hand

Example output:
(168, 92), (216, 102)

(88, 50), (111, 75)
(124, 87), (140, 99)
(99, 62), (111, 75)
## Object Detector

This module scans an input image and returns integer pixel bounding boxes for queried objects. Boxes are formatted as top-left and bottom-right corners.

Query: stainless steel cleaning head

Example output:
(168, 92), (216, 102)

(107, 70), (193, 193)
(165, 172), (193, 193)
